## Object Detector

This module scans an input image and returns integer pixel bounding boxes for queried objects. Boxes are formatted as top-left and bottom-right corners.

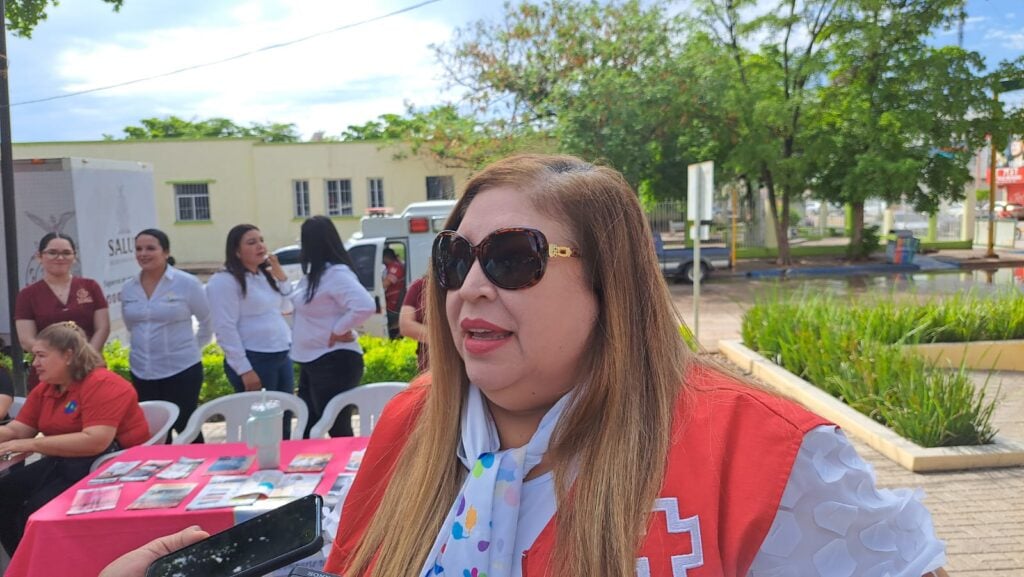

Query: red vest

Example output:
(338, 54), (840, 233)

(325, 366), (828, 577)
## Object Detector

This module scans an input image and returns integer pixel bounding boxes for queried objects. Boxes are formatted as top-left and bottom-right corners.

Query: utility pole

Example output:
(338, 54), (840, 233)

(0, 0), (26, 394)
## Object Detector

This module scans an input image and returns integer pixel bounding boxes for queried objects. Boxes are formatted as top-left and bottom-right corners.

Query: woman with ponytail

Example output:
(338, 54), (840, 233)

(121, 229), (212, 442)
(0, 322), (149, 557)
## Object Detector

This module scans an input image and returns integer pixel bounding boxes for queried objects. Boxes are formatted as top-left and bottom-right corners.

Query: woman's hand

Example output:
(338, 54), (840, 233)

(0, 437), (35, 456)
(266, 254), (288, 282)
(241, 370), (262, 392)
(98, 526), (210, 577)
(328, 331), (355, 346)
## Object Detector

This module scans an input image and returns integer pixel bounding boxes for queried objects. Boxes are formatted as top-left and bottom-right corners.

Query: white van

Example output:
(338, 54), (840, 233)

(275, 200), (457, 338)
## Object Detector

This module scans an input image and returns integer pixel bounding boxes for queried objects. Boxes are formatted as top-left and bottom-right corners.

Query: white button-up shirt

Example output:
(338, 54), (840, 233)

(206, 270), (293, 375)
(121, 266), (213, 380)
(290, 264), (376, 363)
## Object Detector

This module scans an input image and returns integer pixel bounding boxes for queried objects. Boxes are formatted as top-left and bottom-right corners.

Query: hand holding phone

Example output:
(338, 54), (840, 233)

(145, 494), (323, 577)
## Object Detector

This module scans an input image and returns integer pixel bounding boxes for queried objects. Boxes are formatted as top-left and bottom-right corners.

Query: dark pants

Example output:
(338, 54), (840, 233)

(224, 350), (296, 440)
(297, 349), (364, 438)
(132, 362), (204, 443)
(0, 445), (117, 556)
(387, 310), (400, 339)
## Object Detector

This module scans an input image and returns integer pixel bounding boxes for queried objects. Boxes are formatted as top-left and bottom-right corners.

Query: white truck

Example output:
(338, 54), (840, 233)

(0, 158), (157, 345)
(274, 200), (457, 338)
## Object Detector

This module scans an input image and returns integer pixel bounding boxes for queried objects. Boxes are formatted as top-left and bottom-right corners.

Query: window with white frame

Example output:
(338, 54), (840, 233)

(293, 180), (310, 218)
(426, 175), (455, 200)
(174, 183), (211, 222)
(368, 178), (385, 208)
(325, 179), (353, 216)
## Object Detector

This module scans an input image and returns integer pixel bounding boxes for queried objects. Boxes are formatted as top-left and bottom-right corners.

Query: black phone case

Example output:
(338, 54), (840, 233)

(145, 494), (323, 577)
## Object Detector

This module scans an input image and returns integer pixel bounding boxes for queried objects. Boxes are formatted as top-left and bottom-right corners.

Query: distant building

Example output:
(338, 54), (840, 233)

(14, 138), (469, 265)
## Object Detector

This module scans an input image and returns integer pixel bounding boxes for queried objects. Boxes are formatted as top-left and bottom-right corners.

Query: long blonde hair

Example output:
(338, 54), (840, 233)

(347, 154), (693, 577)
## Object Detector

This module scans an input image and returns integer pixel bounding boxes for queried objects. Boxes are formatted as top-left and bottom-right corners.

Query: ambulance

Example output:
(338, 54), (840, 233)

(275, 200), (456, 338)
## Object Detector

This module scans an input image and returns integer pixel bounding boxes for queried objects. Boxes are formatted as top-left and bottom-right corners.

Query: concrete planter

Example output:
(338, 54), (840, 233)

(718, 339), (1024, 472)
(904, 339), (1024, 372)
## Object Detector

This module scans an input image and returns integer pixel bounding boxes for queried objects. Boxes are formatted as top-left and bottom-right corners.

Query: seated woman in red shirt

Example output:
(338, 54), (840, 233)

(0, 322), (149, 557)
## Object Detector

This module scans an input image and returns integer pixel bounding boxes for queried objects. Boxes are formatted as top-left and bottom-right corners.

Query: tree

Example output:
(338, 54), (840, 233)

(7, 0), (123, 38)
(340, 104), (553, 170)
(434, 0), (715, 200)
(691, 0), (846, 265)
(115, 116), (300, 142)
(805, 0), (994, 258)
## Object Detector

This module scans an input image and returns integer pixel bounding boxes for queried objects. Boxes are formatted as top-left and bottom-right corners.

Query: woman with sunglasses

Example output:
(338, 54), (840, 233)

(320, 154), (948, 577)
(290, 216), (376, 438)
(99, 155), (948, 577)
(14, 233), (110, 390)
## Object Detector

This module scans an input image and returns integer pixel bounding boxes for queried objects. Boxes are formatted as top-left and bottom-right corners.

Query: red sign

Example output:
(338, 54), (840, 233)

(998, 167), (1024, 185)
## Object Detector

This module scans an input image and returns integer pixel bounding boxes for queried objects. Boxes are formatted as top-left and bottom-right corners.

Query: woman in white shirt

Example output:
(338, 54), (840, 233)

(291, 216), (375, 437)
(121, 229), (212, 442)
(206, 224), (295, 438)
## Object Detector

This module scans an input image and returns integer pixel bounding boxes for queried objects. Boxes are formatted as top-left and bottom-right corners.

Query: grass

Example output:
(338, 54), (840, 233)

(742, 289), (1006, 447)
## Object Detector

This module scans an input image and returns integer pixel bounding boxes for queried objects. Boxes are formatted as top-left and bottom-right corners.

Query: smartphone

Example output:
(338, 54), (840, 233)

(145, 494), (324, 577)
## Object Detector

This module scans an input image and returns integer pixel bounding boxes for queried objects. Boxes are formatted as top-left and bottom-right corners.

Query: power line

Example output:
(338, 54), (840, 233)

(12, 0), (442, 107)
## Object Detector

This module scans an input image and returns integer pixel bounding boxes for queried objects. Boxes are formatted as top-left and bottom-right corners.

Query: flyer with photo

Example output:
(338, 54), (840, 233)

(120, 460), (173, 482)
(204, 455), (255, 475)
(67, 485), (122, 515)
(157, 457), (206, 480)
(126, 483), (198, 510)
(89, 460), (141, 484)
(324, 472), (357, 509)
(284, 453), (332, 473)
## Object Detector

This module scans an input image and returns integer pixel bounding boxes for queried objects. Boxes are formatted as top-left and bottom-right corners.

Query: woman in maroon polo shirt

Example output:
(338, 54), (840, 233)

(0, 322), (148, 557)
(14, 233), (110, 390)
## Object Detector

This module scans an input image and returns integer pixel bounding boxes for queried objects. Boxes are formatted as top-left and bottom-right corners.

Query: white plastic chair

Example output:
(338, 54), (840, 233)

(174, 391), (308, 444)
(90, 400), (180, 472)
(7, 396), (25, 419)
(308, 382), (407, 439)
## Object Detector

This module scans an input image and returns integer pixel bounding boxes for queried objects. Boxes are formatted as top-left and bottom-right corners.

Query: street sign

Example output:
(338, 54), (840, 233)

(687, 161), (714, 224)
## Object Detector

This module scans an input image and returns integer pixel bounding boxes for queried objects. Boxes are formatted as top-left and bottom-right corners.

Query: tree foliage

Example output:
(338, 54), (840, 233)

(115, 116), (300, 142)
(423, 0), (1022, 264)
(6, 0), (123, 38)
(340, 104), (554, 170)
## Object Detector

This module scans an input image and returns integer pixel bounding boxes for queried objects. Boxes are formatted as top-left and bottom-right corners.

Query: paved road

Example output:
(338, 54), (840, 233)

(670, 277), (1024, 575)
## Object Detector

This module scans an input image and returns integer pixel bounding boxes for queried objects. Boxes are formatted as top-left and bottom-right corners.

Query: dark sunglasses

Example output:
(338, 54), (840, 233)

(432, 227), (580, 290)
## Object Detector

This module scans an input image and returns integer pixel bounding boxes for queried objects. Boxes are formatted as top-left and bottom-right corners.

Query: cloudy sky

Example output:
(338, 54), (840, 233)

(9, 0), (1023, 143)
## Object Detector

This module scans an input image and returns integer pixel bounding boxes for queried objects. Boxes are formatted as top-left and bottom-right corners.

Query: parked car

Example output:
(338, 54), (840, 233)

(653, 231), (729, 284)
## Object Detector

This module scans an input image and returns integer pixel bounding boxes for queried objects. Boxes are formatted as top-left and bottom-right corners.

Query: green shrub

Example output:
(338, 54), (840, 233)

(92, 338), (420, 406)
(742, 290), (1003, 447)
(0, 352), (11, 372)
(359, 335), (419, 384)
(102, 340), (133, 381)
(199, 343), (234, 404)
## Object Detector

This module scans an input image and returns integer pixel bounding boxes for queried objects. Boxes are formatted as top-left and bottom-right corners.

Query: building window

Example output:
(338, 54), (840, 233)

(426, 176), (455, 200)
(293, 180), (310, 218)
(326, 179), (353, 216)
(368, 178), (385, 208)
(174, 183), (211, 222)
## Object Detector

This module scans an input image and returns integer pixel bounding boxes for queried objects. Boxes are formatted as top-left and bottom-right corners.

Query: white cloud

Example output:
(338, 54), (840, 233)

(48, 1), (461, 137)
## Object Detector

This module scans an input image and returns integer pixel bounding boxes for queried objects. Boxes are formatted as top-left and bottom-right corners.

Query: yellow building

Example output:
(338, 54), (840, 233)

(13, 138), (470, 265)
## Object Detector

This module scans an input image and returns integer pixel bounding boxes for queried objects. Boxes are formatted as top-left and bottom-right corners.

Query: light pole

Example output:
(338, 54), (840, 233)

(986, 78), (1024, 259)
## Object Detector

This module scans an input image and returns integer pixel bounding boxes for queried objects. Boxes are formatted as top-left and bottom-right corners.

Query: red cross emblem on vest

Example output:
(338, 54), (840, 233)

(636, 497), (704, 577)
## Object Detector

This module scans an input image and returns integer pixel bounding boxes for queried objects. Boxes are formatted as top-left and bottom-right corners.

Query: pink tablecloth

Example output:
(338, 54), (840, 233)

(5, 437), (368, 577)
